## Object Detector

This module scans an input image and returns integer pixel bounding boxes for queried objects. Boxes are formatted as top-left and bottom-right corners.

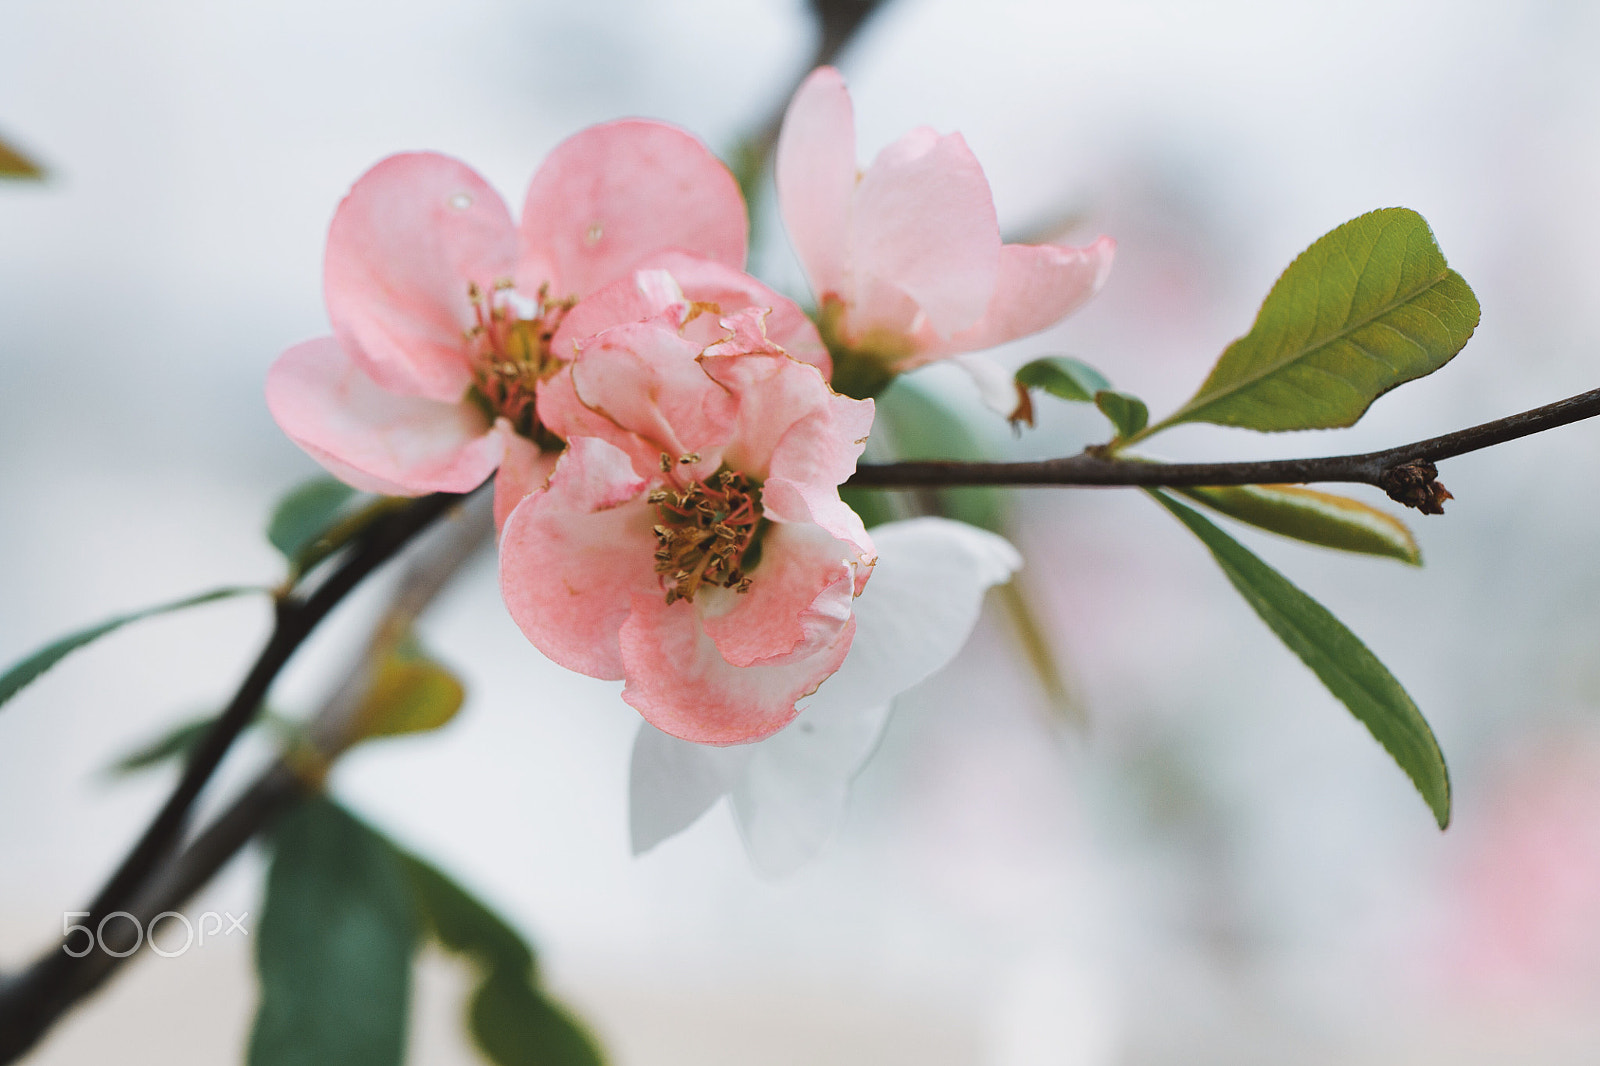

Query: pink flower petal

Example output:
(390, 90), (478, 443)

(619, 593), (855, 745)
(700, 522), (858, 668)
(550, 255), (830, 376)
(498, 437), (658, 679)
(492, 429), (557, 534)
(775, 66), (857, 306)
(910, 236), (1116, 361)
(762, 396), (877, 565)
(851, 128), (1001, 340)
(519, 120), (747, 300)
(324, 152), (518, 402)
(553, 322), (736, 482)
(266, 337), (504, 495)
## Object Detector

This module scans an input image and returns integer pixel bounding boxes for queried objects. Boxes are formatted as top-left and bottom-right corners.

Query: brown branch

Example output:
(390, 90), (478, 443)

(846, 386), (1600, 513)
(0, 489), (481, 1061)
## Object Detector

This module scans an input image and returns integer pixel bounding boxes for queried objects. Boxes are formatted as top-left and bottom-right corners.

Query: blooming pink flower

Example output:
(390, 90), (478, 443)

(265, 121), (749, 527)
(775, 66), (1116, 404)
(498, 306), (875, 745)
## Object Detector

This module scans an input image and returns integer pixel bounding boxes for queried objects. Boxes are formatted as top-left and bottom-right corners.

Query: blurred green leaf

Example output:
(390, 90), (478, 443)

(106, 716), (216, 775)
(1141, 208), (1479, 440)
(1150, 490), (1450, 828)
(249, 797), (418, 1066)
(268, 477), (357, 561)
(1015, 355), (1111, 405)
(1094, 389), (1148, 440)
(0, 134), (44, 179)
(0, 586), (263, 714)
(106, 708), (302, 777)
(1178, 484), (1421, 565)
(353, 647), (465, 742)
(400, 843), (605, 1066)
(877, 379), (1006, 533)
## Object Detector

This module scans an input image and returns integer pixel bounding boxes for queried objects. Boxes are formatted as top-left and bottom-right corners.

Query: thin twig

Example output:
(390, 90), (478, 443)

(847, 386), (1600, 513)
(0, 490), (473, 1060)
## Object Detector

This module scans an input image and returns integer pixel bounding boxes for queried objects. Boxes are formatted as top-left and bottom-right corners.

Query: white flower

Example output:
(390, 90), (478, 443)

(628, 517), (1023, 875)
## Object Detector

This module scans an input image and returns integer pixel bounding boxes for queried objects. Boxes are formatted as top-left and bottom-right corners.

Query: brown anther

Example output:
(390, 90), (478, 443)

(1379, 459), (1453, 515)
(659, 454), (673, 473)
(679, 453), (700, 465)
(648, 469), (764, 605)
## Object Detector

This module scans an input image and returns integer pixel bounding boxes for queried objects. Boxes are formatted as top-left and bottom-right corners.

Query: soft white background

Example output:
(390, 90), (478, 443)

(4, 0), (1600, 1062)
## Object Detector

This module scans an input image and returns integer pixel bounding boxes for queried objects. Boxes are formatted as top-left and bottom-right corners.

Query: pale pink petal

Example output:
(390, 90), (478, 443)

(519, 120), (747, 299)
(760, 393), (877, 565)
(775, 66), (857, 305)
(266, 337), (504, 495)
(562, 322), (735, 482)
(547, 267), (687, 363)
(700, 522), (858, 668)
(324, 153), (518, 402)
(700, 329), (867, 480)
(851, 128), (1001, 339)
(910, 236), (1116, 361)
(492, 428), (557, 533)
(498, 437), (658, 679)
(646, 252), (830, 374)
(619, 594), (855, 745)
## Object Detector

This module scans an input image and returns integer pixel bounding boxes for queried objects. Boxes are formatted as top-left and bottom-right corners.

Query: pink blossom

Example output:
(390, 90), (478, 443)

(266, 121), (748, 526)
(775, 66), (1116, 403)
(498, 306), (875, 745)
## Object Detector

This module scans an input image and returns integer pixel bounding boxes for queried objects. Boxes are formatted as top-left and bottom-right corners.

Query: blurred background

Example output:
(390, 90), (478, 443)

(5, 0), (1600, 1062)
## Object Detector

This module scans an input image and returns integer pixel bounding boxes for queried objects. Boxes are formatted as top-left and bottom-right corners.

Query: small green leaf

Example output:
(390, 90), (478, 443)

(268, 476), (358, 559)
(1015, 356), (1111, 404)
(1094, 389), (1148, 439)
(1143, 208), (1480, 439)
(877, 379), (1006, 533)
(249, 797), (418, 1066)
(1149, 490), (1450, 828)
(0, 586), (263, 714)
(1178, 484), (1421, 565)
(399, 844), (605, 1066)
(105, 715), (216, 775)
(352, 648), (466, 741)
(0, 134), (44, 179)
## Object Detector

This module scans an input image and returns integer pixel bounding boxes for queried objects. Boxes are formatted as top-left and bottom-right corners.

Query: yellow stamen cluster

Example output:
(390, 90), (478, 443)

(465, 279), (574, 440)
(650, 466), (761, 605)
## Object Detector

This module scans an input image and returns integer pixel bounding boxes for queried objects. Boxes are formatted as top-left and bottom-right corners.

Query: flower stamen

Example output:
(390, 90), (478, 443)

(465, 280), (575, 441)
(651, 469), (762, 604)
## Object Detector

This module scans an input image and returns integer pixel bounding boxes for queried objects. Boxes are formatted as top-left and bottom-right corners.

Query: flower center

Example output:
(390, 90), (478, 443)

(649, 467), (763, 605)
(465, 280), (574, 445)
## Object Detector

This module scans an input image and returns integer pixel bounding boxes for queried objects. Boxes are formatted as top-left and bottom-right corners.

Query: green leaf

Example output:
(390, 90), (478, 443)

(877, 379), (1006, 533)
(268, 477), (358, 561)
(267, 473), (364, 573)
(471, 973), (603, 1066)
(0, 134), (44, 179)
(249, 797), (418, 1066)
(352, 648), (466, 741)
(400, 845), (605, 1066)
(105, 715), (216, 775)
(1177, 484), (1421, 565)
(0, 586), (263, 714)
(1142, 208), (1479, 439)
(1149, 490), (1450, 828)
(1015, 355), (1111, 404)
(1094, 389), (1148, 440)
